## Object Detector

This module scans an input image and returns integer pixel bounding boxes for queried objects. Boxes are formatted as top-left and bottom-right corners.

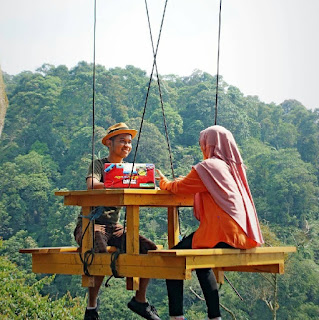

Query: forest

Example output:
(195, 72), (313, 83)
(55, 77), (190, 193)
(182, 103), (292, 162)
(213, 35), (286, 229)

(0, 62), (319, 319)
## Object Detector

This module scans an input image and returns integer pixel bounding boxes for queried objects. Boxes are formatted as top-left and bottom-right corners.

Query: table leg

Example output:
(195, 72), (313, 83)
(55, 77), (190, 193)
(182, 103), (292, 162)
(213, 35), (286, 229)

(167, 207), (179, 249)
(126, 205), (140, 290)
(81, 206), (95, 287)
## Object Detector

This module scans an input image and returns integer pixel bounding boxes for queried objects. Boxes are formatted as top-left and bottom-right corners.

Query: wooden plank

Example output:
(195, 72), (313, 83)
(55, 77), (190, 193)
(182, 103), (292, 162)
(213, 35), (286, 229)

(55, 189), (178, 197)
(20, 245), (163, 254)
(148, 248), (241, 256)
(217, 263), (285, 274)
(30, 250), (289, 270)
(32, 253), (186, 269)
(81, 206), (93, 258)
(185, 253), (286, 270)
(19, 247), (79, 254)
(32, 262), (192, 280)
(213, 269), (224, 284)
(31, 253), (190, 279)
(55, 189), (165, 196)
(167, 207), (179, 249)
(148, 247), (296, 256)
(126, 205), (140, 291)
(63, 194), (193, 207)
(30, 250), (287, 279)
(126, 206), (140, 255)
(55, 189), (193, 207)
(126, 277), (140, 291)
(64, 193), (124, 207)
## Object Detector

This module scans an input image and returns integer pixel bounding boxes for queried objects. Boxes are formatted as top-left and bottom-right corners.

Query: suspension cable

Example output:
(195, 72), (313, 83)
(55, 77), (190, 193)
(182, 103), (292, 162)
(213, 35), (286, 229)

(143, 0), (183, 237)
(91, 0), (97, 189)
(144, 0), (175, 179)
(214, 0), (223, 125)
(80, 0), (97, 276)
(130, 0), (169, 176)
(127, 0), (169, 192)
(120, 1), (170, 263)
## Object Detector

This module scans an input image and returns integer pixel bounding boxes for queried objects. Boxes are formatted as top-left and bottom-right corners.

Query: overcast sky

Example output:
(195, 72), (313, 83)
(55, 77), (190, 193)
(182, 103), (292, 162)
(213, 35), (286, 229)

(1, 0), (318, 110)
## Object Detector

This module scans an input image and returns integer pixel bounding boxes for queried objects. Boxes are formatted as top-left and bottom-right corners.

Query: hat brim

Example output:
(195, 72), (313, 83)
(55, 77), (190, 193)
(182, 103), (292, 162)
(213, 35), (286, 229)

(102, 129), (138, 145)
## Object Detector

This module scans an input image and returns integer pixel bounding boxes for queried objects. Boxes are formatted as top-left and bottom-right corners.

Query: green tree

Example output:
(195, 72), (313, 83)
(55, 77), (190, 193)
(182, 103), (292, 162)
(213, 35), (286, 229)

(0, 256), (84, 320)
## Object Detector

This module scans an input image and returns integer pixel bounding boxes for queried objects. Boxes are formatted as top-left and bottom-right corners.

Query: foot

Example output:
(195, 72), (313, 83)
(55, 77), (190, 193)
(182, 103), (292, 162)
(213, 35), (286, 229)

(84, 308), (99, 320)
(128, 297), (161, 320)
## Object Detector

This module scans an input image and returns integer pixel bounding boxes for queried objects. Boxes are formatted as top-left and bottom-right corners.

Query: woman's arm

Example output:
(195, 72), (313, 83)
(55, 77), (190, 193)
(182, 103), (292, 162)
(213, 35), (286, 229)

(157, 168), (207, 194)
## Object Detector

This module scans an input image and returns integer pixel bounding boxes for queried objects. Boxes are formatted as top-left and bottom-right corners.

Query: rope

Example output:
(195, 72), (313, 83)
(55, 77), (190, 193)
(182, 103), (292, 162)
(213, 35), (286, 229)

(110, 1), (171, 276)
(79, 0), (97, 278)
(91, 0), (97, 189)
(144, 0), (175, 179)
(129, 0), (169, 186)
(78, 207), (99, 276)
(225, 275), (244, 300)
(214, 0), (223, 125)
(144, 0), (184, 236)
(110, 249), (124, 278)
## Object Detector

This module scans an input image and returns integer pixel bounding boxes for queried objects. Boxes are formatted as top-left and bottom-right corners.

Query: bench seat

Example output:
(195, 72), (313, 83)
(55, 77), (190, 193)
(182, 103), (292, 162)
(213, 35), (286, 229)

(19, 245), (295, 284)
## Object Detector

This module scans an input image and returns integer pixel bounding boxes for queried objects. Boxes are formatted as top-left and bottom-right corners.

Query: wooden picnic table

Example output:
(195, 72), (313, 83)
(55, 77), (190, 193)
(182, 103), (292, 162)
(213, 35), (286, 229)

(20, 189), (295, 290)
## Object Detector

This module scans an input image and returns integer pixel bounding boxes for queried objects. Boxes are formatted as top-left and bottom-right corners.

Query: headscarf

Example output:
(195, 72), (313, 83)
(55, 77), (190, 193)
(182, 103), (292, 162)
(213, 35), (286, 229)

(193, 125), (264, 244)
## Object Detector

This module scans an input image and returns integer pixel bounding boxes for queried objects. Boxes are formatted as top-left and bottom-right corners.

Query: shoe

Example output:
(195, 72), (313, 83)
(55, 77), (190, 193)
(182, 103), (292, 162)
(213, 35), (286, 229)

(84, 308), (100, 320)
(128, 297), (161, 320)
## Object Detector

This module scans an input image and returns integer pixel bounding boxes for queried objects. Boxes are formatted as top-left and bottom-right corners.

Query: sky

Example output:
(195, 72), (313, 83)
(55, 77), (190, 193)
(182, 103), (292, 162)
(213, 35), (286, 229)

(1, 0), (318, 110)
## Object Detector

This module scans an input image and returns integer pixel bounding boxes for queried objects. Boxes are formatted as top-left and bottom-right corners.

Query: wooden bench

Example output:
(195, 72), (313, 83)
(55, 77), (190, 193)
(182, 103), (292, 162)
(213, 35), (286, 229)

(148, 246), (296, 282)
(20, 245), (295, 284)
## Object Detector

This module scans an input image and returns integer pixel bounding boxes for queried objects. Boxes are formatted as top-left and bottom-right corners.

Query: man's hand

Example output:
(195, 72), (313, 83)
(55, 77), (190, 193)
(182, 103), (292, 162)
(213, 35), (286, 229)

(94, 224), (125, 237)
(113, 224), (125, 237)
(94, 224), (106, 234)
(87, 177), (104, 189)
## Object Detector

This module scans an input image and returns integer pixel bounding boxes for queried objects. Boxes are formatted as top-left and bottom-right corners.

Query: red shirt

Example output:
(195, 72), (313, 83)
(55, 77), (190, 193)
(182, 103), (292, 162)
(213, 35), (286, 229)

(160, 168), (258, 249)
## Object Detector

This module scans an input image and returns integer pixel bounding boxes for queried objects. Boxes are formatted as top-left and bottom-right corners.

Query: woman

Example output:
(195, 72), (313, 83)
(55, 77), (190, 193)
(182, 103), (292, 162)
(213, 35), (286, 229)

(157, 125), (264, 320)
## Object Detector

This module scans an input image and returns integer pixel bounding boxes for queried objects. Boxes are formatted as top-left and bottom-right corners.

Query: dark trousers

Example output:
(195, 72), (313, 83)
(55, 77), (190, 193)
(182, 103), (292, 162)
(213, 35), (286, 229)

(74, 223), (157, 253)
(166, 233), (232, 318)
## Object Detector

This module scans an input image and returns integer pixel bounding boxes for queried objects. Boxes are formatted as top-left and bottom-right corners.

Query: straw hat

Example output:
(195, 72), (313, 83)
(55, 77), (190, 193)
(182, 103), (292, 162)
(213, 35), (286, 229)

(102, 122), (137, 145)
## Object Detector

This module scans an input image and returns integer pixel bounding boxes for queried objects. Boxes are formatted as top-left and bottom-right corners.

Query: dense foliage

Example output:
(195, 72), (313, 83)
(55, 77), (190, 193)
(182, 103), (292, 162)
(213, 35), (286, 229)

(1, 62), (319, 319)
(0, 255), (84, 319)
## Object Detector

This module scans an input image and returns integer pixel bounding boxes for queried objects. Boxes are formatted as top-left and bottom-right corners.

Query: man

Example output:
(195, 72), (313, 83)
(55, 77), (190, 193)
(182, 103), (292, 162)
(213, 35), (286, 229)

(74, 123), (160, 320)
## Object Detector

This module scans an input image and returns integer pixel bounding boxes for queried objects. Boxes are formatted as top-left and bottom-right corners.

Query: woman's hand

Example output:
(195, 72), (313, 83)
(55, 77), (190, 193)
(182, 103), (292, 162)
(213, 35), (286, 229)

(156, 169), (166, 180)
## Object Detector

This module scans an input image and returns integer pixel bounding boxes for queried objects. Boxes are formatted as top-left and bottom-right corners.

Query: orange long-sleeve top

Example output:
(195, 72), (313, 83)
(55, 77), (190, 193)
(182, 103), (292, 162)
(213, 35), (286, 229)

(160, 168), (258, 249)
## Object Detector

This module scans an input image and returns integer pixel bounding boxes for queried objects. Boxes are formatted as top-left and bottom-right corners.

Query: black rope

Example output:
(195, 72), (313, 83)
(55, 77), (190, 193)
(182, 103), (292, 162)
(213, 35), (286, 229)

(144, 0), (183, 237)
(129, 0), (169, 187)
(144, 0), (175, 179)
(225, 275), (244, 300)
(214, 0), (223, 125)
(80, 0), (97, 277)
(108, 209), (126, 283)
(110, 249), (124, 278)
(78, 207), (99, 276)
(111, 2), (170, 278)
(91, 0), (97, 189)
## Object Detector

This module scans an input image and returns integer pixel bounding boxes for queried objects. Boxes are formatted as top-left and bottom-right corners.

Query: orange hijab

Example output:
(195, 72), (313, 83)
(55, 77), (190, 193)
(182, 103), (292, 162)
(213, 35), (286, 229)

(194, 125), (264, 245)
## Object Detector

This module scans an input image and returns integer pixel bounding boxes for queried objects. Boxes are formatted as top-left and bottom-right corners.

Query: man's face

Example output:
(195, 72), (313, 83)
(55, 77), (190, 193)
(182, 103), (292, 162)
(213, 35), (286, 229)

(107, 133), (132, 159)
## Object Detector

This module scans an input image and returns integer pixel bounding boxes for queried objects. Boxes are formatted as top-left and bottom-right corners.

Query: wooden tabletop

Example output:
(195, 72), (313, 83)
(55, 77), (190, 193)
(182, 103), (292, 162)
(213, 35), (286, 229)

(55, 189), (194, 207)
